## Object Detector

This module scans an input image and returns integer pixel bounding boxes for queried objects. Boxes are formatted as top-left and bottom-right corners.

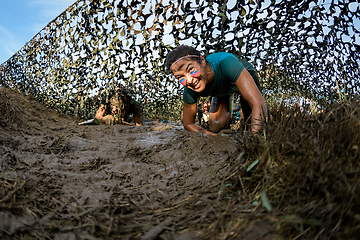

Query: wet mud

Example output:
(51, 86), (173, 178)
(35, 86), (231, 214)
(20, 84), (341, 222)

(1, 87), (359, 240)
(1, 87), (278, 240)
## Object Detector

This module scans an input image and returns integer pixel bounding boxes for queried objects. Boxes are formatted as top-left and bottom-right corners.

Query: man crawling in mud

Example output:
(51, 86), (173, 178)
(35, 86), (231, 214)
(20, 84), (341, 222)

(95, 87), (143, 126)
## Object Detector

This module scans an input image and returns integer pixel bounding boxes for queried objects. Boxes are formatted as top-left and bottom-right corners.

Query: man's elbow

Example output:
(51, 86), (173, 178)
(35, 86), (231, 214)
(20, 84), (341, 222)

(183, 121), (196, 132)
(183, 123), (191, 131)
(134, 113), (143, 126)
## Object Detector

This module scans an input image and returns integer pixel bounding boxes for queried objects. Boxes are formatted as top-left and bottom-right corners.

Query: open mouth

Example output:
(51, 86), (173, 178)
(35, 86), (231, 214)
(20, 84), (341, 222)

(191, 79), (200, 89)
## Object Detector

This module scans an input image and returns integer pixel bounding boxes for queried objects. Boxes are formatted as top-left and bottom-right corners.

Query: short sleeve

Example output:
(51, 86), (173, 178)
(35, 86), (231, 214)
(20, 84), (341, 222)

(183, 88), (198, 105)
(220, 55), (245, 84)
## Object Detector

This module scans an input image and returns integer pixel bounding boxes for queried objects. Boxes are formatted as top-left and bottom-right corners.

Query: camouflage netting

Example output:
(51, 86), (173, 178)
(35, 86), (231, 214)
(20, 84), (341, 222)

(0, 0), (359, 119)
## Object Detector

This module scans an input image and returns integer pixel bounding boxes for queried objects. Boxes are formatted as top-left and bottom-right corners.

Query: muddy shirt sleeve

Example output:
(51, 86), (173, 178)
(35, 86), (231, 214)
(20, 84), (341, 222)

(215, 54), (257, 85)
(220, 55), (245, 83)
(183, 87), (199, 105)
(129, 99), (142, 115)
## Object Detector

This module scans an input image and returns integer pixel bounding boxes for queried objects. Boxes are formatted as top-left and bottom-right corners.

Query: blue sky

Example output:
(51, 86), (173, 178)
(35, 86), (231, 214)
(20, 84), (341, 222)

(0, 0), (75, 64)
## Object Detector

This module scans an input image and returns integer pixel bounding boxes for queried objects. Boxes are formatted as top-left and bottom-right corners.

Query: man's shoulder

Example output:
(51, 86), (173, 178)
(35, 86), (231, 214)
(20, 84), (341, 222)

(207, 52), (235, 61)
(207, 53), (240, 71)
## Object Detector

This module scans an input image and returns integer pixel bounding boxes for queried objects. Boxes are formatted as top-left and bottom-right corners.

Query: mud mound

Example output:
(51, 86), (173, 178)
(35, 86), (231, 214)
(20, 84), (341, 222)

(1, 87), (359, 239)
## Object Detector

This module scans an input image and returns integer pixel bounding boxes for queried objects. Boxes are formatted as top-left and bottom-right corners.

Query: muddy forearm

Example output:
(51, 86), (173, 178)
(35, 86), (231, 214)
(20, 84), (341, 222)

(184, 123), (216, 135)
(95, 104), (106, 123)
(251, 104), (267, 133)
(182, 103), (215, 134)
(134, 113), (143, 126)
(96, 114), (117, 125)
(95, 116), (106, 124)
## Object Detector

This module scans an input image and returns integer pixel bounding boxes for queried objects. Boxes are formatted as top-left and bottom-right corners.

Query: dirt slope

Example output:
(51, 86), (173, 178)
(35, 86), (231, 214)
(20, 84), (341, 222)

(1, 87), (280, 239)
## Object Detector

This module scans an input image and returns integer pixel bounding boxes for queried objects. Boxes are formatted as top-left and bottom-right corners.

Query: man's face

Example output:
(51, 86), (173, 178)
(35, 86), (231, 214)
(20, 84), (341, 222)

(201, 102), (205, 111)
(110, 97), (124, 117)
(170, 56), (208, 93)
(204, 101), (210, 112)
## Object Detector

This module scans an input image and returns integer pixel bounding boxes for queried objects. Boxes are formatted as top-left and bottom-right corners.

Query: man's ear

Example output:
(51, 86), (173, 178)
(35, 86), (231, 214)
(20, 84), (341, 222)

(200, 55), (206, 66)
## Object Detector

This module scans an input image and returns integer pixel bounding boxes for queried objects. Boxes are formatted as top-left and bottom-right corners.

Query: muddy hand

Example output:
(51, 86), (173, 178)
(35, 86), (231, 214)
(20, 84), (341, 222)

(104, 115), (117, 125)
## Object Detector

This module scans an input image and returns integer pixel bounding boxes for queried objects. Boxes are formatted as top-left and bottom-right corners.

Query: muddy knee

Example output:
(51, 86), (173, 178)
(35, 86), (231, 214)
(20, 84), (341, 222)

(209, 120), (222, 133)
(209, 113), (230, 133)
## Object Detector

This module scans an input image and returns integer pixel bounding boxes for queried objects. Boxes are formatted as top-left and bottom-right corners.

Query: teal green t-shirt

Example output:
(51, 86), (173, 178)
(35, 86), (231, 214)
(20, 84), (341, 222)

(183, 52), (256, 105)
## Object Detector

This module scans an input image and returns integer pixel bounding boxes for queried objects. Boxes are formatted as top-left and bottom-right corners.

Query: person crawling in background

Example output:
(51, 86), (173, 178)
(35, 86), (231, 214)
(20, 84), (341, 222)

(95, 86), (143, 126)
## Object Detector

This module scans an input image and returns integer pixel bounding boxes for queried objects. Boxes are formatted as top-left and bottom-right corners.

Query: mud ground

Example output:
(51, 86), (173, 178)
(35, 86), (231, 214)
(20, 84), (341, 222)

(0, 87), (282, 240)
(2, 87), (360, 240)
